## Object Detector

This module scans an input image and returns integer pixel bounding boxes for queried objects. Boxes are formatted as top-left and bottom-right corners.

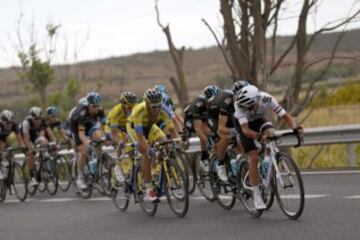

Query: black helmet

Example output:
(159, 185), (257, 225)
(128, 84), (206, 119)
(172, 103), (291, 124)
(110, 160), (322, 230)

(232, 80), (250, 93)
(203, 85), (220, 99)
(120, 92), (138, 107)
(0, 110), (15, 122)
(29, 107), (43, 118)
(143, 89), (162, 105)
(46, 106), (59, 117)
(86, 92), (102, 105)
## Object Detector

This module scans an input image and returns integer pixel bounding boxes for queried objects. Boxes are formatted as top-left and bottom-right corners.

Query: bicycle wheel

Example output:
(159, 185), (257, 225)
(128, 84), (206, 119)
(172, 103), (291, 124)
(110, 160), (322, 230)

(134, 164), (157, 217)
(209, 157), (236, 210)
(44, 159), (58, 196)
(238, 160), (263, 218)
(197, 155), (216, 202)
(0, 180), (6, 202)
(26, 164), (38, 196)
(180, 152), (196, 195)
(98, 153), (112, 197)
(13, 162), (28, 202)
(56, 155), (71, 191)
(275, 153), (305, 220)
(164, 157), (189, 217)
(110, 163), (130, 212)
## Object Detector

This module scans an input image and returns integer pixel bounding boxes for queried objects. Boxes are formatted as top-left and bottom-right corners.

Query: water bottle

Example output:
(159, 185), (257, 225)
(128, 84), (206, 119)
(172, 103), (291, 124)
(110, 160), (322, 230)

(262, 154), (271, 181)
(230, 158), (239, 176)
(89, 152), (97, 174)
(0, 161), (9, 179)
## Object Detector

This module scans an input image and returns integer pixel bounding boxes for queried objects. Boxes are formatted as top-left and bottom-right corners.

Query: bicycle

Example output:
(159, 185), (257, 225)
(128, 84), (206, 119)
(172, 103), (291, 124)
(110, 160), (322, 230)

(238, 130), (305, 220)
(26, 142), (59, 196)
(72, 139), (113, 199)
(110, 142), (142, 212)
(135, 138), (189, 217)
(0, 147), (28, 202)
(54, 142), (72, 192)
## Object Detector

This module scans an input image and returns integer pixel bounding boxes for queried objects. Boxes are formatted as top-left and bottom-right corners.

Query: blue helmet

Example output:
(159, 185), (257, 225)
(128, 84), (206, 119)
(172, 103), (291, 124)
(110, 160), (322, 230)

(46, 106), (59, 117)
(86, 92), (102, 105)
(154, 84), (168, 94)
(203, 85), (220, 99)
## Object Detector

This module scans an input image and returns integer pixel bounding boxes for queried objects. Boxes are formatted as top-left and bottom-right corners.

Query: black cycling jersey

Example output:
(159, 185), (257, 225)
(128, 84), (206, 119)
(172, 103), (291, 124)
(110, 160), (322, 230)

(19, 116), (48, 143)
(207, 90), (235, 131)
(0, 122), (19, 142)
(184, 95), (207, 121)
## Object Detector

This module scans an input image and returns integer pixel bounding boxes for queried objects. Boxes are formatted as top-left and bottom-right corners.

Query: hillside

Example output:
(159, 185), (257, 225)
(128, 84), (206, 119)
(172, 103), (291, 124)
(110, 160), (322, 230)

(1, 29), (360, 107)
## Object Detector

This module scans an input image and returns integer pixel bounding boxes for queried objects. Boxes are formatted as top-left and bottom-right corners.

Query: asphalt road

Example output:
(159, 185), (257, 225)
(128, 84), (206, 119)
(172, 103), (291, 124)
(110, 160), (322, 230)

(1, 171), (360, 240)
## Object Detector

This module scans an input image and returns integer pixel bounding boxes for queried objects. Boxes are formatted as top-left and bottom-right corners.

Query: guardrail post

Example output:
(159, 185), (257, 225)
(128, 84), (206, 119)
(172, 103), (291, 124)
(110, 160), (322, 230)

(347, 144), (357, 167)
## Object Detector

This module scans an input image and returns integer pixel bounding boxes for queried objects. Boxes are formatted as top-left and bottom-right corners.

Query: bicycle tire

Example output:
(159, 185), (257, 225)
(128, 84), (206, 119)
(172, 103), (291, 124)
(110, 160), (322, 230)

(209, 156), (236, 210)
(56, 155), (71, 192)
(180, 152), (196, 195)
(45, 158), (59, 196)
(275, 153), (305, 220)
(238, 160), (263, 218)
(197, 154), (216, 202)
(110, 163), (130, 212)
(164, 157), (189, 217)
(134, 164), (158, 217)
(98, 153), (112, 197)
(0, 180), (6, 202)
(13, 162), (28, 202)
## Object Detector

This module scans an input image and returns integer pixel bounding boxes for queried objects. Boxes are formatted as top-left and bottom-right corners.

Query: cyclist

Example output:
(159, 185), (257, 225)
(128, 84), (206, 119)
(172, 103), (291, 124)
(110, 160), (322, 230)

(0, 110), (24, 179)
(234, 85), (303, 209)
(44, 106), (71, 142)
(206, 81), (248, 182)
(106, 91), (138, 182)
(153, 84), (183, 133)
(126, 89), (178, 202)
(20, 107), (56, 186)
(183, 85), (220, 172)
(68, 92), (106, 189)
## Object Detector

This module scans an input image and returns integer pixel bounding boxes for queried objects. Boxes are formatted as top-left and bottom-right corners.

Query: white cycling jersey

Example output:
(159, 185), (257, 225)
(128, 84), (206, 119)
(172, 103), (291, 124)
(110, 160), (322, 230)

(234, 91), (286, 125)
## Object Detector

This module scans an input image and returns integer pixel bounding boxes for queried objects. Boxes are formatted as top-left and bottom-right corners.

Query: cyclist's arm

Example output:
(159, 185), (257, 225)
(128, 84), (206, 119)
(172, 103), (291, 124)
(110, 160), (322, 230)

(22, 122), (33, 151)
(218, 114), (231, 135)
(280, 113), (297, 129)
(136, 133), (149, 155)
(45, 127), (56, 142)
(15, 132), (25, 148)
(78, 123), (89, 146)
(59, 127), (71, 141)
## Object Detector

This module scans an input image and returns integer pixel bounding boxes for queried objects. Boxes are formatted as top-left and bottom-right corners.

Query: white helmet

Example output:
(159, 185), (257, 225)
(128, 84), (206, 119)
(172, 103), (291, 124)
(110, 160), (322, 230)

(78, 97), (88, 106)
(0, 110), (15, 122)
(235, 85), (259, 107)
(29, 107), (43, 118)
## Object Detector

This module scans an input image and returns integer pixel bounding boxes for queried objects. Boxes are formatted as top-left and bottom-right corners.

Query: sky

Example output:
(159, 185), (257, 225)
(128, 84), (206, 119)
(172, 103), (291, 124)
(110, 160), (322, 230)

(0, 0), (360, 67)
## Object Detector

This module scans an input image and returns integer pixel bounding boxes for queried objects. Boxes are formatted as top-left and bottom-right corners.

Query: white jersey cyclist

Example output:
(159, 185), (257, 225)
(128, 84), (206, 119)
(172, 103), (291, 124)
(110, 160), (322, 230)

(234, 91), (286, 124)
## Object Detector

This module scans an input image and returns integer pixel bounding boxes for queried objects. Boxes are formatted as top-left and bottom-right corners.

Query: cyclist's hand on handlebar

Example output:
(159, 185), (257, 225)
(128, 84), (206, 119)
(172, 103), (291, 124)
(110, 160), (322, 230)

(293, 126), (304, 137)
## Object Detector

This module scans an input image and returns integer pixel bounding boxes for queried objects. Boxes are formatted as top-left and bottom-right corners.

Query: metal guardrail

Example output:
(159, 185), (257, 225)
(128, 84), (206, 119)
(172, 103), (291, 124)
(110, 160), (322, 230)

(186, 124), (360, 167)
(15, 125), (360, 167)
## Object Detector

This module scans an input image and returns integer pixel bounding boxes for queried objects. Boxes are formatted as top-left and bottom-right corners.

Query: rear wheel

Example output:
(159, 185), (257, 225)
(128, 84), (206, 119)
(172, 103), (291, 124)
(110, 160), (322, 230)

(13, 162), (28, 202)
(135, 164), (157, 217)
(197, 155), (216, 202)
(98, 153), (112, 197)
(44, 158), (58, 196)
(56, 155), (71, 191)
(238, 160), (263, 218)
(209, 156), (236, 210)
(165, 158), (189, 217)
(275, 153), (305, 220)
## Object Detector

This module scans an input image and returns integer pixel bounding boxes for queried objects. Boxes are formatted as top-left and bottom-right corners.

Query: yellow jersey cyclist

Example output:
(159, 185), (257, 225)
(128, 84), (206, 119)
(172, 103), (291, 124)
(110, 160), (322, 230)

(106, 91), (138, 183)
(126, 89), (179, 202)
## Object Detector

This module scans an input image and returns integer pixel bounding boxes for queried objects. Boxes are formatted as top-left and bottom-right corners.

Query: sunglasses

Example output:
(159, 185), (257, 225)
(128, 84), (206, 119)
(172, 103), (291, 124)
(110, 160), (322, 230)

(150, 105), (161, 109)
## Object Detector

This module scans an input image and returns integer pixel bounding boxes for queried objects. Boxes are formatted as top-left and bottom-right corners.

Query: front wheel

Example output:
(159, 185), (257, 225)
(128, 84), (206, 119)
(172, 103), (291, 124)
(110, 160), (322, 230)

(197, 155), (216, 202)
(134, 164), (158, 217)
(56, 155), (71, 192)
(275, 153), (305, 220)
(13, 162), (28, 202)
(110, 163), (130, 212)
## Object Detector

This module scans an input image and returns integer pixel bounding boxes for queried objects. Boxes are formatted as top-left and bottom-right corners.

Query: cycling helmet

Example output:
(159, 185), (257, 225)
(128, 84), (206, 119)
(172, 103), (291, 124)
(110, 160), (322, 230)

(86, 91), (102, 105)
(29, 107), (43, 118)
(203, 85), (220, 99)
(120, 92), (138, 107)
(235, 85), (259, 108)
(46, 106), (59, 117)
(143, 89), (162, 105)
(232, 80), (250, 93)
(154, 84), (168, 94)
(0, 110), (15, 123)
(78, 97), (88, 106)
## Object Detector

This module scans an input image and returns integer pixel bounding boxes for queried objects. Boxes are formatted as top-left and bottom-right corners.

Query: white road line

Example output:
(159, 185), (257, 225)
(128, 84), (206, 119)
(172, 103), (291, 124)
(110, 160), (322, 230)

(40, 198), (77, 202)
(280, 194), (331, 199)
(343, 195), (360, 199)
(302, 170), (360, 175)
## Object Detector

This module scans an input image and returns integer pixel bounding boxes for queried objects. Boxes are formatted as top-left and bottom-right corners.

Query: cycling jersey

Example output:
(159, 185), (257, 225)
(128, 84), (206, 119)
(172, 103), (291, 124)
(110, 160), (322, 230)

(68, 105), (106, 145)
(207, 90), (235, 132)
(183, 95), (207, 133)
(19, 116), (48, 143)
(0, 122), (19, 142)
(234, 91), (286, 124)
(107, 103), (130, 132)
(127, 101), (174, 135)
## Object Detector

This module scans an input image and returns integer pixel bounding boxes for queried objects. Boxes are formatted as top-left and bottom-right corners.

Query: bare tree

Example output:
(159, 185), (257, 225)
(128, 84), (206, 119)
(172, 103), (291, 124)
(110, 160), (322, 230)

(154, 0), (189, 110)
(204, 0), (360, 117)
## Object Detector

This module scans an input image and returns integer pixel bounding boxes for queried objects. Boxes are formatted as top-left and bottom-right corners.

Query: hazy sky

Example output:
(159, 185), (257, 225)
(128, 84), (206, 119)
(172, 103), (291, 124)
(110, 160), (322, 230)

(1, 0), (359, 67)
